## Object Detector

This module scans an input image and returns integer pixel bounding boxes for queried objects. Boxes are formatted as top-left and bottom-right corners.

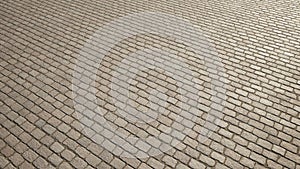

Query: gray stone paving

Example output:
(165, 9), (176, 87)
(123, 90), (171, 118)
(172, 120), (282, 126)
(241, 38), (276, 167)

(0, 0), (300, 168)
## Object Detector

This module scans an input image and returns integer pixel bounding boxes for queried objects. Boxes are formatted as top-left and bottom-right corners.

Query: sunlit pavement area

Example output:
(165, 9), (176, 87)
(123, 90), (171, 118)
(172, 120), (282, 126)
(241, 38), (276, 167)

(1, 0), (300, 168)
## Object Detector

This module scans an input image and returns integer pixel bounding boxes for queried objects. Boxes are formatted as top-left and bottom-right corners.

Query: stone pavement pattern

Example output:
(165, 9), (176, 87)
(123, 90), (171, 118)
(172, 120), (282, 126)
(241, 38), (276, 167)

(0, 0), (300, 168)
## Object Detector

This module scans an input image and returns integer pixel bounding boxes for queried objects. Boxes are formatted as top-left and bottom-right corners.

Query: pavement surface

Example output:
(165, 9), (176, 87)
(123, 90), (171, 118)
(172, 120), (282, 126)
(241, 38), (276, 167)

(0, 0), (300, 168)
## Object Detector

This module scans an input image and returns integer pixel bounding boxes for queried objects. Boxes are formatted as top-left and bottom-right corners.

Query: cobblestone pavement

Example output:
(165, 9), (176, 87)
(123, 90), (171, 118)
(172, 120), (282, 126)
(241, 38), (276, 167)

(1, 0), (300, 168)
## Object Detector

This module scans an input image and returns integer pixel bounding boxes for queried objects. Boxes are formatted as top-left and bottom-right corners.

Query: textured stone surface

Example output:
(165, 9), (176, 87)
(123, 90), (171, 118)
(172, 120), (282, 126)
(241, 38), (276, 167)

(0, 0), (300, 168)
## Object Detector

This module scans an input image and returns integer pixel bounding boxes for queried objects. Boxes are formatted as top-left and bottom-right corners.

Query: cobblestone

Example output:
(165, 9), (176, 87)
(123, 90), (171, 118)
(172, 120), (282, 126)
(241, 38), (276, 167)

(1, 0), (300, 168)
